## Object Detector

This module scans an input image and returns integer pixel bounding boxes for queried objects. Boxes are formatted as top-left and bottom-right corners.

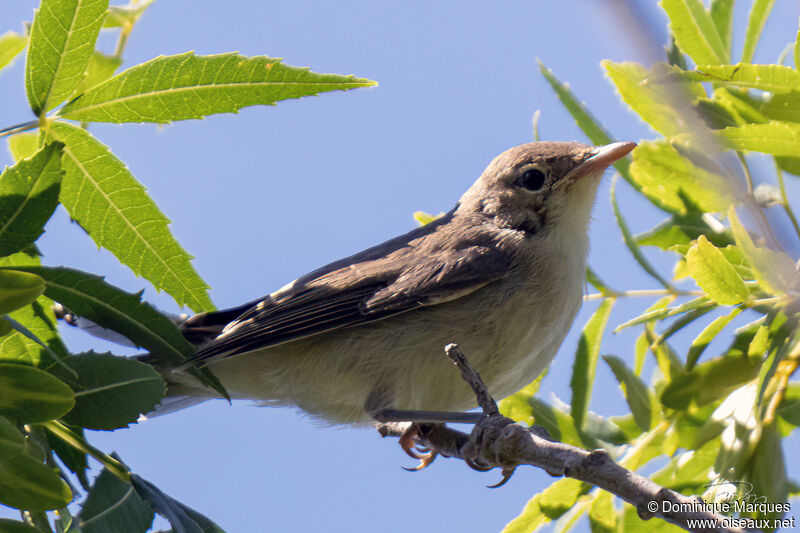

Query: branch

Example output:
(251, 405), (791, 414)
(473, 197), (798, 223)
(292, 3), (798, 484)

(377, 343), (757, 533)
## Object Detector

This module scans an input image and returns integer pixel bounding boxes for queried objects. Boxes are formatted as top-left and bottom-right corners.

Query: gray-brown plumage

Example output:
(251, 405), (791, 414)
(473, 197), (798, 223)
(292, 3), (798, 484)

(159, 141), (635, 425)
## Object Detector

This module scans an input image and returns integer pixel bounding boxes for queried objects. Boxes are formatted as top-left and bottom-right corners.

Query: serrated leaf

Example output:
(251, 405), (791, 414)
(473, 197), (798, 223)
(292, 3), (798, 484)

(603, 355), (655, 431)
(0, 270), (45, 315)
(571, 298), (615, 431)
(0, 31), (27, 74)
(694, 63), (800, 92)
(0, 142), (63, 257)
(686, 235), (749, 305)
(53, 352), (165, 430)
(660, 354), (761, 409)
(59, 51), (377, 123)
(46, 121), (213, 311)
(728, 207), (800, 295)
(77, 467), (154, 533)
(686, 307), (742, 369)
(629, 141), (734, 215)
(661, 0), (728, 65)
(7, 132), (41, 163)
(103, 0), (155, 28)
(502, 478), (587, 533)
(0, 363), (74, 423)
(74, 51), (122, 96)
(710, 0), (734, 53)
(0, 452), (72, 511)
(741, 0), (776, 64)
(25, 0), (108, 115)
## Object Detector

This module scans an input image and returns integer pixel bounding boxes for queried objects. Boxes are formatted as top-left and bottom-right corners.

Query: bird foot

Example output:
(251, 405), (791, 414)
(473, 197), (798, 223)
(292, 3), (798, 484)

(398, 423), (438, 471)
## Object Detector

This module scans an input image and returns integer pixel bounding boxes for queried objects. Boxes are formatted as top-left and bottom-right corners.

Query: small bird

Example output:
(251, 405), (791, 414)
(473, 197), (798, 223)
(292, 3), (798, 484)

(156, 141), (635, 429)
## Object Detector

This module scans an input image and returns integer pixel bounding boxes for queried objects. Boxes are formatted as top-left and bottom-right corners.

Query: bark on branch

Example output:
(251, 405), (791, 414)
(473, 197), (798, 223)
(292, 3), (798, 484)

(376, 343), (757, 533)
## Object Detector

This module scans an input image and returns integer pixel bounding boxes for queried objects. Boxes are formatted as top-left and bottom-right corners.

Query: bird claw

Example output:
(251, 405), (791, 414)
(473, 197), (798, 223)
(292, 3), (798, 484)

(399, 424), (438, 471)
(486, 467), (516, 488)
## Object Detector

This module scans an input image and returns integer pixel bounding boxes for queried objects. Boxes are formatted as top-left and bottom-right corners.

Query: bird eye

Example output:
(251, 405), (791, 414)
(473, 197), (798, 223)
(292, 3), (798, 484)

(517, 168), (546, 191)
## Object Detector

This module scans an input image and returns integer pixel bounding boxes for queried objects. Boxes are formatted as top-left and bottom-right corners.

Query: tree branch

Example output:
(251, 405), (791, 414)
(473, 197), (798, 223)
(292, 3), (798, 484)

(376, 343), (757, 533)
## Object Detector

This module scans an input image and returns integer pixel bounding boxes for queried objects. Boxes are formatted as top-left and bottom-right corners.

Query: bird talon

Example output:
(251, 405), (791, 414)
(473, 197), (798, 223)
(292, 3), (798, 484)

(486, 467), (516, 488)
(465, 456), (492, 472)
(398, 423), (438, 470)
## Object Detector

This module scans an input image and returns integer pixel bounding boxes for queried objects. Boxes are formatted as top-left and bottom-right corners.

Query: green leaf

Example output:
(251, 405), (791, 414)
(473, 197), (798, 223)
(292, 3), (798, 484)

(710, 0), (734, 53)
(526, 397), (586, 448)
(685, 235), (749, 305)
(777, 383), (800, 426)
(0, 31), (27, 74)
(46, 121), (213, 311)
(588, 491), (615, 533)
(0, 453), (71, 511)
(103, 0), (155, 28)
(728, 207), (799, 295)
(761, 92), (800, 122)
(621, 503), (684, 532)
(660, 353), (761, 409)
(25, 0), (109, 115)
(0, 142), (63, 257)
(694, 63), (800, 92)
(7, 132), (41, 162)
(0, 363), (74, 423)
(603, 355), (655, 431)
(570, 298), (615, 430)
(0, 270), (45, 315)
(686, 307), (742, 369)
(502, 478), (587, 533)
(616, 297), (714, 333)
(741, 0), (776, 63)
(77, 467), (154, 533)
(745, 423), (787, 520)
(718, 121), (800, 157)
(59, 51), (377, 123)
(0, 519), (42, 533)
(652, 437), (719, 491)
(603, 61), (692, 138)
(636, 213), (730, 250)
(498, 371), (547, 424)
(55, 352), (165, 430)
(629, 141), (734, 215)
(0, 416), (24, 458)
(796, 24), (800, 70)
(46, 422), (89, 489)
(74, 51), (122, 96)
(661, 0), (728, 65)
(611, 178), (675, 291)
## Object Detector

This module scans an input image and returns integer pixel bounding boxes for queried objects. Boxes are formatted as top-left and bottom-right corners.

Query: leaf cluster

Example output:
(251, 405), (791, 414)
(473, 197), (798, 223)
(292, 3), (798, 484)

(0, 0), (374, 531)
(501, 1), (800, 531)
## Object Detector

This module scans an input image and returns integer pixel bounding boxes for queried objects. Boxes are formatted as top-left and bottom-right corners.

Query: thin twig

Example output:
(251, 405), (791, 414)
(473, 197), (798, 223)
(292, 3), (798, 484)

(444, 343), (497, 416)
(0, 120), (39, 139)
(774, 161), (800, 240)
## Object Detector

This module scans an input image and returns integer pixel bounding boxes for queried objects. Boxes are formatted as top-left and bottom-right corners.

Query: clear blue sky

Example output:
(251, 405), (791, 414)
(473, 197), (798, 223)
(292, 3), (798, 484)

(1, 1), (799, 531)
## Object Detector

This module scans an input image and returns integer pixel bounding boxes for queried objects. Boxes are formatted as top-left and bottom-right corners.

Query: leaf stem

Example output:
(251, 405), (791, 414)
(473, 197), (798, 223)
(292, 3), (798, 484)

(736, 152), (754, 194)
(0, 120), (40, 139)
(585, 289), (701, 301)
(43, 420), (131, 483)
(773, 160), (800, 240)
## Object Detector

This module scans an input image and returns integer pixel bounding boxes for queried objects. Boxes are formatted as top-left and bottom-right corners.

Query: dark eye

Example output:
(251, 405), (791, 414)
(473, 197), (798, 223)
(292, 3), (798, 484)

(517, 168), (546, 191)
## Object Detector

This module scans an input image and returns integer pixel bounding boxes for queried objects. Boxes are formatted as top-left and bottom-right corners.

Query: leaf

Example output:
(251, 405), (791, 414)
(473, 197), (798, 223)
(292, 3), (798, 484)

(0, 270), (45, 315)
(629, 141), (734, 215)
(0, 31), (27, 74)
(59, 51), (377, 123)
(77, 467), (154, 533)
(745, 423), (787, 519)
(103, 0), (155, 28)
(603, 355), (655, 431)
(498, 370), (547, 424)
(661, 0), (728, 65)
(54, 352), (165, 430)
(0, 416), (24, 458)
(796, 24), (800, 70)
(46, 422), (89, 490)
(686, 307), (742, 369)
(709, 0), (734, 53)
(728, 207), (799, 295)
(46, 121), (213, 311)
(502, 478), (587, 533)
(761, 92), (800, 122)
(0, 363), (74, 423)
(588, 491), (616, 533)
(718, 121), (800, 157)
(615, 297), (713, 333)
(660, 354), (761, 409)
(570, 298), (615, 430)
(0, 519), (41, 533)
(0, 142), (63, 257)
(25, 0), (109, 115)
(652, 437), (719, 491)
(741, 0), (776, 63)
(7, 132), (41, 162)
(526, 397), (587, 448)
(636, 212), (731, 250)
(74, 51), (122, 96)
(611, 178), (675, 291)
(777, 383), (800, 426)
(693, 64), (800, 92)
(0, 453), (71, 511)
(131, 474), (225, 533)
(685, 235), (749, 305)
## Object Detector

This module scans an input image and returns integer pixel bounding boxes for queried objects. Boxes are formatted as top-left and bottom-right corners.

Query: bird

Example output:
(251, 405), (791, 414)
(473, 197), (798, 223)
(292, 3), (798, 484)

(149, 141), (636, 434)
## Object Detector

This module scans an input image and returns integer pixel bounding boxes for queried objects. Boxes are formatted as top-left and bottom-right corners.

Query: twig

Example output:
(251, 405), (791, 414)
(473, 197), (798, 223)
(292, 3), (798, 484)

(377, 343), (756, 533)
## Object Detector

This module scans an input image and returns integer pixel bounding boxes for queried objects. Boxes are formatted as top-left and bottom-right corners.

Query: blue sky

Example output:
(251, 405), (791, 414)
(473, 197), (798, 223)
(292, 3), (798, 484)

(1, 1), (799, 531)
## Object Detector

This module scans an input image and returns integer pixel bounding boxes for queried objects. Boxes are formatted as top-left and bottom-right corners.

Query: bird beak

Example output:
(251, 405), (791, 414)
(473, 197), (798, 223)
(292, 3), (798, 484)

(565, 141), (637, 181)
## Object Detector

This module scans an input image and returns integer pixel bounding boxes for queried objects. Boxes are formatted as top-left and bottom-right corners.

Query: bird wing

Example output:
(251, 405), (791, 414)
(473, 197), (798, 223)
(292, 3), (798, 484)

(188, 245), (513, 364)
